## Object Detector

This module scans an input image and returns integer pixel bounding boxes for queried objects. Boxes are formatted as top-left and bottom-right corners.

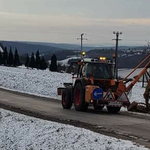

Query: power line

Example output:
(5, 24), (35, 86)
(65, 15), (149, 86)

(112, 31), (122, 80)
(77, 33), (87, 52)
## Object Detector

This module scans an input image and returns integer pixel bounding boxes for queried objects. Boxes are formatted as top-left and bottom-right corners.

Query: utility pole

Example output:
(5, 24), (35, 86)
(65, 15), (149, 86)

(77, 33), (87, 57)
(113, 31), (122, 80)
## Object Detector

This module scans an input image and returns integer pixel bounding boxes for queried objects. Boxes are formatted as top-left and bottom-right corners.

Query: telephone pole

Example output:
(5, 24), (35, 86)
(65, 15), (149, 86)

(77, 33), (87, 54)
(113, 31), (122, 80)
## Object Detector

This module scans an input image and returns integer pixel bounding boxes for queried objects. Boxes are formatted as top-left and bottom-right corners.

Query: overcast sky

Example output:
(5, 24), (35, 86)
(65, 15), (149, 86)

(0, 0), (150, 46)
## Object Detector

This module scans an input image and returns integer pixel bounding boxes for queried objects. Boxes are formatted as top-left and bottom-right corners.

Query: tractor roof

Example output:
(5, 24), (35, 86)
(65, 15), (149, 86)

(81, 58), (113, 65)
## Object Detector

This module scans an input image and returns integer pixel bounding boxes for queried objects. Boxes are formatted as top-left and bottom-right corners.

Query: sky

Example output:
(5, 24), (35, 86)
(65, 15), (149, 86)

(0, 0), (150, 46)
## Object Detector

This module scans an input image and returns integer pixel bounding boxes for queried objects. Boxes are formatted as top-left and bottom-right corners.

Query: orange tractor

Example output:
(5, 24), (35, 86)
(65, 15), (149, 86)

(58, 53), (150, 113)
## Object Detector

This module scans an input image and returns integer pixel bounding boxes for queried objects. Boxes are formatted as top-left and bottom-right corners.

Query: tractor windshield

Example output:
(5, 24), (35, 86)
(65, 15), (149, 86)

(85, 63), (114, 79)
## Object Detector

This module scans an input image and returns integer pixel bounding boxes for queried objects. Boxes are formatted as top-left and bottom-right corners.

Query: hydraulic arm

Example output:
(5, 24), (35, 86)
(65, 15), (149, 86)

(116, 53), (150, 104)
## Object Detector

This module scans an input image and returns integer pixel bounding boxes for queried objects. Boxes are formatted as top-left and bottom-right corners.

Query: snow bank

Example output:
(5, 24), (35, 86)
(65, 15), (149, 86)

(119, 68), (146, 103)
(118, 68), (143, 79)
(0, 66), (72, 99)
(0, 108), (148, 150)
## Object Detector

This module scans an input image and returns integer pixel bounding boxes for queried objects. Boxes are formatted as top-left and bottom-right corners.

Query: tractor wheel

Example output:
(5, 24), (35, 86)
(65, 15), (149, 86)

(107, 106), (121, 113)
(93, 100), (104, 111)
(62, 89), (72, 109)
(74, 82), (88, 111)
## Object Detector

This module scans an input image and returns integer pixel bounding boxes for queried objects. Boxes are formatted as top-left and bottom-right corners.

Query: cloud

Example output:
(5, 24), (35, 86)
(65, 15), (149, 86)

(0, 11), (150, 44)
(1, 11), (150, 28)
(111, 18), (150, 26)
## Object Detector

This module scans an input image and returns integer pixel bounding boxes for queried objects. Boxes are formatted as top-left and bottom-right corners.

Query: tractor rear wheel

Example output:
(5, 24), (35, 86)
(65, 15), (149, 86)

(93, 100), (104, 111)
(62, 89), (72, 109)
(107, 106), (121, 113)
(74, 82), (88, 111)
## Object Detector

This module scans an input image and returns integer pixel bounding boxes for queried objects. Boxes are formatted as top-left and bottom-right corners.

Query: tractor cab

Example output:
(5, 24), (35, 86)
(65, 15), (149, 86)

(79, 60), (114, 79)
(75, 58), (116, 92)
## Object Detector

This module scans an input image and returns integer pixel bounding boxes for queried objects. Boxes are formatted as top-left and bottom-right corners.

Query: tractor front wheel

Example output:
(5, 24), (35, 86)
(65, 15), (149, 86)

(107, 106), (121, 113)
(74, 83), (88, 111)
(62, 89), (72, 109)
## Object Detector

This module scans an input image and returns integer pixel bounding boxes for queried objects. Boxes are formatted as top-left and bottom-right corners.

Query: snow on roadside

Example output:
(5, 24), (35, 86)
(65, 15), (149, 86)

(0, 108), (148, 150)
(129, 83), (145, 103)
(0, 66), (72, 100)
(119, 68), (146, 103)
(118, 68), (143, 79)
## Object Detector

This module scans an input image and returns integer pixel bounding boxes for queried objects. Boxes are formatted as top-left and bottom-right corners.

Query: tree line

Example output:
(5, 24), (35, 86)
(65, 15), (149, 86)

(0, 47), (20, 67)
(0, 44), (58, 72)
(25, 50), (47, 70)
(25, 51), (58, 71)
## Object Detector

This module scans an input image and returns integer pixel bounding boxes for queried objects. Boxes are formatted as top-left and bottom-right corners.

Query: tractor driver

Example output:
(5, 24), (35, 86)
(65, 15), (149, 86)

(84, 63), (111, 79)
(82, 62), (111, 79)
(82, 64), (86, 77)
(81, 63), (92, 77)
(85, 63), (93, 77)
(93, 65), (104, 78)
(82, 63), (103, 78)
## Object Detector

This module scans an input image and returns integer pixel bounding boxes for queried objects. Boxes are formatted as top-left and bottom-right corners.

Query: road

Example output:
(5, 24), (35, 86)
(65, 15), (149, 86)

(0, 88), (150, 148)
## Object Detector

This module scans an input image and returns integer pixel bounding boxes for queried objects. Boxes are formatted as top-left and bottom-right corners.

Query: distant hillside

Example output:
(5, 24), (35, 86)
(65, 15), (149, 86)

(86, 48), (148, 68)
(26, 42), (82, 51)
(0, 41), (64, 55)
(0, 40), (145, 56)
(26, 41), (145, 51)
(0, 40), (148, 68)
(25, 41), (96, 51)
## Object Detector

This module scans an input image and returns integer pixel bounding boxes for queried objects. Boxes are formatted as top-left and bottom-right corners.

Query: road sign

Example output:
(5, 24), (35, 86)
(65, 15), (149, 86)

(92, 88), (103, 100)
(118, 92), (129, 102)
(104, 89), (115, 101)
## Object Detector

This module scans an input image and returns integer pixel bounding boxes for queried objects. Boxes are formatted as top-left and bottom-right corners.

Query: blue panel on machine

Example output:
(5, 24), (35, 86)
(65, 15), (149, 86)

(93, 88), (103, 100)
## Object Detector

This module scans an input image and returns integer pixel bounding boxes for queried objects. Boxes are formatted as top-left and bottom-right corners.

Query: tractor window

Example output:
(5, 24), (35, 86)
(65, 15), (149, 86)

(78, 64), (86, 77)
(86, 63), (114, 79)
(82, 65), (86, 77)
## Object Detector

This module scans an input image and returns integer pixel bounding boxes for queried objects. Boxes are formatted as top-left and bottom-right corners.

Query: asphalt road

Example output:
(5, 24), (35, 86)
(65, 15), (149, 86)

(0, 88), (150, 148)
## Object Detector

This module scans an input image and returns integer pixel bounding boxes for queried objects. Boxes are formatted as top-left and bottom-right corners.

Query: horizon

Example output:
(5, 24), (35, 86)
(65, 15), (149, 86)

(0, 40), (147, 48)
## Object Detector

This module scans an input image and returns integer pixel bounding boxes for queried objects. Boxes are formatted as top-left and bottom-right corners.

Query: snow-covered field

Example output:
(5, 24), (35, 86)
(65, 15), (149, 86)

(0, 66), (146, 103)
(58, 56), (80, 66)
(0, 66), (72, 100)
(118, 68), (143, 79)
(0, 108), (148, 150)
